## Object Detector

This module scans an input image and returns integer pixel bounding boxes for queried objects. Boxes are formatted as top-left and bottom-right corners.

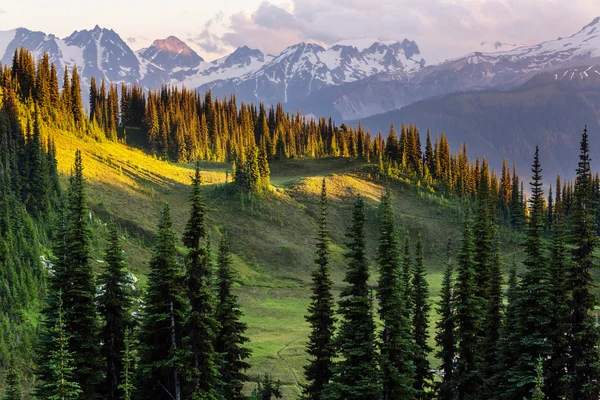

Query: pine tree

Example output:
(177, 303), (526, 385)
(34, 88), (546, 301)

(118, 329), (136, 400)
(99, 222), (132, 400)
(182, 164), (220, 399)
(39, 293), (83, 400)
(435, 239), (455, 400)
(402, 235), (413, 316)
(478, 232), (504, 400)
(411, 234), (432, 398)
(215, 234), (251, 400)
(303, 179), (336, 400)
(37, 151), (102, 398)
(376, 187), (415, 400)
(137, 203), (187, 400)
(495, 263), (520, 400)
(510, 147), (552, 400)
(251, 374), (283, 400)
(545, 192), (569, 400)
(325, 195), (381, 400)
(2, 354), (22, 400)
(70, 66), (84, 125)
(454, 209), (482, 400)
(567, 127), (600, 398)
(531, 358), (546, 400)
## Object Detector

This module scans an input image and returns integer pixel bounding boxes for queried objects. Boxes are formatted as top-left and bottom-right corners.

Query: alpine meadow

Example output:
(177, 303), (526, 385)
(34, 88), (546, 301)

(2, 3), (600, 400)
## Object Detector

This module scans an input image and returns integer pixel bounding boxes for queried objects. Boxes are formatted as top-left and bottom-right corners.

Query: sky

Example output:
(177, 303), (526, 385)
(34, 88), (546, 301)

(1, 0), (599, 63)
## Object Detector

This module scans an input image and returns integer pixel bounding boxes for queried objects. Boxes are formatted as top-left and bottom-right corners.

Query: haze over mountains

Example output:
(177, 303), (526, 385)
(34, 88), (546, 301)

(3, 18), (600, 178)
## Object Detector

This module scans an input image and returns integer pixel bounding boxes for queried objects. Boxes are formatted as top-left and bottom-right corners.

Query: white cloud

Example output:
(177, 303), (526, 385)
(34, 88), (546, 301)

(194, 0), (599, 63)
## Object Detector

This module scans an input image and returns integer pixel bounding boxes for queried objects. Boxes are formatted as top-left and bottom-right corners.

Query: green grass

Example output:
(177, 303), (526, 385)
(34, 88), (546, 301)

(48, 128), (527, 398)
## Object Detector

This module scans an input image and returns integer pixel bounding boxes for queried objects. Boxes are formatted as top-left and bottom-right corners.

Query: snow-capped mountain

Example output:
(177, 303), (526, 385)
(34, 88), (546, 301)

(2, 18), (600, 121)
(199, 38), (425, 106)
(297, 16), (600, 120)
(0, 26), (426, 107)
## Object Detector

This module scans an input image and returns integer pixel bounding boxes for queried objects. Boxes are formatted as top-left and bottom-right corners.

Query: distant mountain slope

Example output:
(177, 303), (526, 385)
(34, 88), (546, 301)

(359, 64), (600, 180)
(300, 17), (600, 120)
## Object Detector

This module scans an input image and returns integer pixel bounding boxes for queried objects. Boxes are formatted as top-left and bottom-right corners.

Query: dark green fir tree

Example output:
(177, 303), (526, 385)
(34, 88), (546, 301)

(376, 187), (415, 400)
(510, 147), (552, 400)
(99, 222), (132, 400)
(325, 195), (381, 400)
(182, 165), (220, 400)
(137, 203), (187, 400)
(303, 179), (336, 400)
(454, 209), (482, 400)
(435, 239), (455, 400)
(215, 234), (251, 400)
(2, 354), (22, 400)
(567, 127), (600, 398)
(411, 234), (432, 399)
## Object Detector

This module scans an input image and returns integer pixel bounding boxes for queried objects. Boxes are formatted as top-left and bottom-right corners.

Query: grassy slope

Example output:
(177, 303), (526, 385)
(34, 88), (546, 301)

(49, 128), (524, 398)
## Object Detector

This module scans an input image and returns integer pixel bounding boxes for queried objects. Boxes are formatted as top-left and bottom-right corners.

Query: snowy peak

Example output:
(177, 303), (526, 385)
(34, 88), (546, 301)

(138, 36), (203, 73)
(573, 16), (600, 37)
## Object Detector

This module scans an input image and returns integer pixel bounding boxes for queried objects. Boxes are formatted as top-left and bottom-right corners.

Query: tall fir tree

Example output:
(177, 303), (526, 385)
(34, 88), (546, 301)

(435, 239), (455, 400)
(99, 222), (133, 400)
(303, 179), (336, 400)
(510, 147), (553, 400)
(454, 209), (482, 400)
(38, 293), (83, 400)
(545, 189), (570, 400)
(2, 354), (22, 400)
(411, 234), (432, 399)
(567, 127), (600, 398)
(38, 151), (102, 399)
(376, 187), (415, 400)
(118, 329), (136, 400)
(325, 195), (381, 400)
(137, 203), (187, 400)
(215, 234), (251, 400)
(182, 164), (220, 399)
(494, 262), (520, 400)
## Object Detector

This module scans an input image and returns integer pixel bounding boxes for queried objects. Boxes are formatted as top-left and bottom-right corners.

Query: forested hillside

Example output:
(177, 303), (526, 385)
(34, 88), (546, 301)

(1, 47), (600, 400)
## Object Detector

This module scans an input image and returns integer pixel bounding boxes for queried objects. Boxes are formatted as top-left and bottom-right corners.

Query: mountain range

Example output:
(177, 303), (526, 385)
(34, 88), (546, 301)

(3, 19), (600, 179)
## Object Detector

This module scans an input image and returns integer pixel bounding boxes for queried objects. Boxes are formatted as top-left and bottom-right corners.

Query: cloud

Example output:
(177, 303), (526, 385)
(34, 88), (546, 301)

(0, 8), (6, 15)
(127, 37), (136, 44)
(191, 0), (599, 62)
(188, 11), (229, 54)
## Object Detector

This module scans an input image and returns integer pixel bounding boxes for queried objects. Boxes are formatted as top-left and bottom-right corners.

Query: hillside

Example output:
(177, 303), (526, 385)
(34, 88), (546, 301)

(359, 67), (600, 180)
(45, 127), (524, 398)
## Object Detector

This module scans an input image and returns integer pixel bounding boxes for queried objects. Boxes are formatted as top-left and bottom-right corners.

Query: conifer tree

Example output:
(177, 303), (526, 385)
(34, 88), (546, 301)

(325, 195), (381, 400)
(479, 232), (504, 399)
(454, 209), (482, 399)
(118, 329), (136, 400)
(402, 235), (413, 315)
(411, 234), (432, 398)
(99, 222), (132, 400)
(215, 234), (251, 400)
(510, 147), (552, 400)
(39, 293), (83, 400)
(38, 151), (102, 398)
(251, 374), (283, 400)
(545, 189), (569, 400)
(495, 263), (520, 400)
(137, 203), (187, 400)
(182, 164), (219, 399)
(567, 127), (600, 398)
(2, 354), (22, 400)
(304, 179), (336, 400)
(435, 239), (455, 400)
(377, 187), (415, 400)
(70, 66), (84, 125)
